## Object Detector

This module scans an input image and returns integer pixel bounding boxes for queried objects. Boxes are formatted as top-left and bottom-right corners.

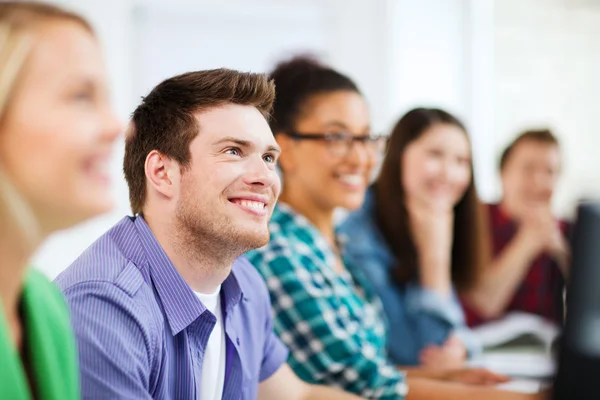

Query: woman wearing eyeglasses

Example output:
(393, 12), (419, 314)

(247, 56), (546, 400)
(339, 108), (486, 369)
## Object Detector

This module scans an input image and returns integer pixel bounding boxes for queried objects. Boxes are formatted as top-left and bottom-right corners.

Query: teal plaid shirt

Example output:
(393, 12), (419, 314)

(247, 203), (408, 399)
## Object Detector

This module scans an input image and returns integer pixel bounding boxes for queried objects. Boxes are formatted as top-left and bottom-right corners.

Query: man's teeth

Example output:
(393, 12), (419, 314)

(239, 200), (265, 209)
(338, 174), (364, 185)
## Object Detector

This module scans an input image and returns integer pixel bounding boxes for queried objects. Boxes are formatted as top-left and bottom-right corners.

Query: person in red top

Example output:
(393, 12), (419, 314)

(461, 129), (569, 326)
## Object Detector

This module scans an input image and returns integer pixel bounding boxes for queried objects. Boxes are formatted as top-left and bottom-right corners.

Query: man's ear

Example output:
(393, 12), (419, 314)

(144, 150), (179, 199)
(275, 133), (297, 173)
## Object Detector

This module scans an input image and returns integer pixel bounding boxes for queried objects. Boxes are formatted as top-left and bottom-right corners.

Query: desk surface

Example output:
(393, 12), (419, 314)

(469, 346), (555, 393)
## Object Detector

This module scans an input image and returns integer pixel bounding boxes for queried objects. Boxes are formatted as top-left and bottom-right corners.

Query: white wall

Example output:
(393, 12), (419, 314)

(387, 0), (469, 118)
(493, 0), (600, 218)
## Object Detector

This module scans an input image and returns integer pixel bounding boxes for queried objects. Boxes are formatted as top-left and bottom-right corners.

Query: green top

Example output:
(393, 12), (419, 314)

(0, 269), (80, 400)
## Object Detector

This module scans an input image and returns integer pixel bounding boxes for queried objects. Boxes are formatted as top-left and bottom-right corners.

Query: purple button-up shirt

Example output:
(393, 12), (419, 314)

(55, 216), (288, 400)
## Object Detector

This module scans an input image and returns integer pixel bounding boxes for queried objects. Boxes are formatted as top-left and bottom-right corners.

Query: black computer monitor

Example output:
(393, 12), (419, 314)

(553, 201), (600, 399)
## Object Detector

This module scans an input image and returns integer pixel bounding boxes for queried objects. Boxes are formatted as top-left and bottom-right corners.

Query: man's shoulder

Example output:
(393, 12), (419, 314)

(55, 218), (164, 341)
(55, 216), (146, 298)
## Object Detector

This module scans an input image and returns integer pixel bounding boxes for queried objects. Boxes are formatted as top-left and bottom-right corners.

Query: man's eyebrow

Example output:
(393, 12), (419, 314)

(212, 136), (251, 147)
(213, 137), (281, 155)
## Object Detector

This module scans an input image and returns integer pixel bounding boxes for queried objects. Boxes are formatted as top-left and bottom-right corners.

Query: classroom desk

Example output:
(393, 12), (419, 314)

(470, 346), (555, 393)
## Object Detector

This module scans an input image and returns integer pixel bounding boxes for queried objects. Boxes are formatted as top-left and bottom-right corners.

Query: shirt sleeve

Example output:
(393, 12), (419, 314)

(404, 283), (482, 357)
(62, 281), (156, 400)
(249, 250), (408, 400)
(345, 236), (481, 363)
(257, 268), (290, 382)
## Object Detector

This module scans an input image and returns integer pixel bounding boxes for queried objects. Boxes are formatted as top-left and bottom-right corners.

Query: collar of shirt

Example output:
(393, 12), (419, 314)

(272, 203), (344, 274)
(271, 202), (382, 309)
(130, 215), (243, 335)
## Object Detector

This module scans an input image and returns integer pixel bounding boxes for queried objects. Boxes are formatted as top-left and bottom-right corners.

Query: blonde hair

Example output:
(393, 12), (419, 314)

(0, 2), (94, 245)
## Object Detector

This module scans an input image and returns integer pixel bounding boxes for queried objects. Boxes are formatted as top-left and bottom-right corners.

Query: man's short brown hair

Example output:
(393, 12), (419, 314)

(499, 128), (560, 171)
(123, 69), (275, 215)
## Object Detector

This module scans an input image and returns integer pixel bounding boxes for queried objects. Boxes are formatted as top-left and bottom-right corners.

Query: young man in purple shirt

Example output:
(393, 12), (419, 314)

(55, 69), (361, 400)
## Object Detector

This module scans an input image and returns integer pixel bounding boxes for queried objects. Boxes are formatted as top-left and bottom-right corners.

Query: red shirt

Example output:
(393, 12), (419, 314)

(461, 203), (567, 327)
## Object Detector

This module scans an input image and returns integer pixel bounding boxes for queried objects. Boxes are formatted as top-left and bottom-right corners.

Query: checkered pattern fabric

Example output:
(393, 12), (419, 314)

(247, 203), (408, 399)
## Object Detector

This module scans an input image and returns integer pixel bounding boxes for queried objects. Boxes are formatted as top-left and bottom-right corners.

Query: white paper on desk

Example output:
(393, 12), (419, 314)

(471, 312), (560, 352)
(496, 379), (543, 393)
(470, 351), (556, 378)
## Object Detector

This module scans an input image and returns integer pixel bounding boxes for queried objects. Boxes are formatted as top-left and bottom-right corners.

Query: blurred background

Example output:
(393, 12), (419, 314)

(34, 0), (600, 278)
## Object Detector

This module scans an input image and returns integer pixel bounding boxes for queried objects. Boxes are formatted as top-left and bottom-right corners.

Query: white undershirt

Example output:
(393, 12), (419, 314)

(194, 286), (226, 400)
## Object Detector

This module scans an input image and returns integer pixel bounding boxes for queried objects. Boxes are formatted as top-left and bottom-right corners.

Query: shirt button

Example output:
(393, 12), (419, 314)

(236, 337), (241, 346)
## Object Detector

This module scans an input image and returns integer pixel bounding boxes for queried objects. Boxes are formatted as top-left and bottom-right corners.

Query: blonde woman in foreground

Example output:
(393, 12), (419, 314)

(0, 3), (120, 399)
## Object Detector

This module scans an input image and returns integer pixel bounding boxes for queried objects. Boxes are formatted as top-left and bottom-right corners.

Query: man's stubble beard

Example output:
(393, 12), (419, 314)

(173, 196), (270, 269)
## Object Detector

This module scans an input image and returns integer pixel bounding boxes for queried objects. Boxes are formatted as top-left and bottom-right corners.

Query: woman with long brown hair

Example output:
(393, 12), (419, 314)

(0, 3), (120, 399)
(340, 107), (488, 369)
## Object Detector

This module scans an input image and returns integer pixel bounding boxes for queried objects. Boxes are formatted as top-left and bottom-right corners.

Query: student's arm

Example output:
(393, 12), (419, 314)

(258, 364), (361, 400)
(253, 249), (534, 400)
(348, 246), (478, 367)
(249, 251), (410, 399)
(62, 282), (155, 400)
(404, 284), (481, 364)
(406, 378), (548, 400)
(342, 207), (476, 367)
(463, 224), (545, 319)
(399, 202), (479, 365)
(401, 366), (507, 385)
(463, 204), (571, 319)
(548, 226), (570, 278)
(407, 201), (454, 298)
(259, 367), (546, 400)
